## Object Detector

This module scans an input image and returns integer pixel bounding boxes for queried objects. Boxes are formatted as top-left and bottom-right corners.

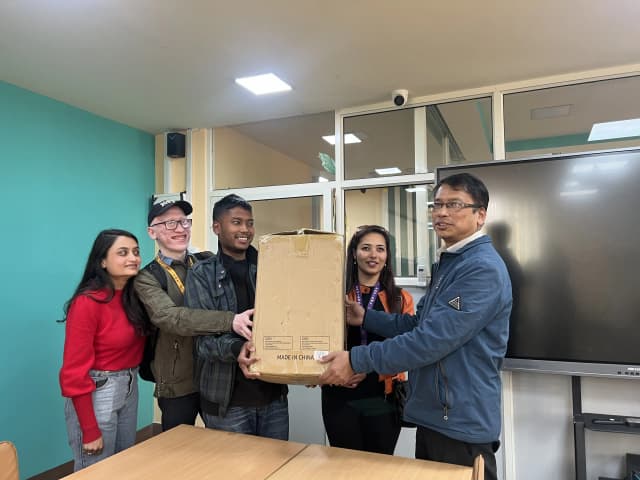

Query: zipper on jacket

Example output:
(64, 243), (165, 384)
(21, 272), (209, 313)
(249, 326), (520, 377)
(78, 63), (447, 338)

(435, 361), (450, 421)
(172, 340), (180, 376)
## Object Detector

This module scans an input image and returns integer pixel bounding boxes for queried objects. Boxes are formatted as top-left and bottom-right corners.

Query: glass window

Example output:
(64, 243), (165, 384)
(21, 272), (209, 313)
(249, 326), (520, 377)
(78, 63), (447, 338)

(427, 96), (493, 167)
(343, 109), (416, 180)
(504, 75), (640, 160)
(213, 112), (335, 189)
(343, 97), (493, 181)
(209, 196), (324, 252)
(344, 184), (435, 279)
(251, 196), (324, 240)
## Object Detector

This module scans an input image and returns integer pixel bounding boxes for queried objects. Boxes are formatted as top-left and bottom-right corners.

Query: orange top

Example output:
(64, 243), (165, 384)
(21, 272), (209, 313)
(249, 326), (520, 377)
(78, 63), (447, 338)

(347, 286), (415, 394)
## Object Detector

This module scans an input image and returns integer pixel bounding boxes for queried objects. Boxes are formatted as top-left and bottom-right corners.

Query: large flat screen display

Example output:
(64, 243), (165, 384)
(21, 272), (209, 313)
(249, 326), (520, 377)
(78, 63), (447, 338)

(439, 149), (640, 378)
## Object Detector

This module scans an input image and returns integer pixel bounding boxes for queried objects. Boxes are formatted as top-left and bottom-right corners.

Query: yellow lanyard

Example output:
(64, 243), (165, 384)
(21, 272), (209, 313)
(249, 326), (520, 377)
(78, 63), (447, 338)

(155, 254), (194, 294)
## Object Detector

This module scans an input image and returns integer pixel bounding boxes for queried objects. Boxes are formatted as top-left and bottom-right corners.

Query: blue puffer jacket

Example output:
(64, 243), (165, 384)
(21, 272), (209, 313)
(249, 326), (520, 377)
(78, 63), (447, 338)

(350, 235), (511, 444)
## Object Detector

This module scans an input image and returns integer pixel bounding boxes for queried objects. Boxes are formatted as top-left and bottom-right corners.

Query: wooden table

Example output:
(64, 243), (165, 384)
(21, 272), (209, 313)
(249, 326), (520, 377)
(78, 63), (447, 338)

(62, 425), (306, 480)
(63, 425), (480, 480)
(268, 443), (478, 480)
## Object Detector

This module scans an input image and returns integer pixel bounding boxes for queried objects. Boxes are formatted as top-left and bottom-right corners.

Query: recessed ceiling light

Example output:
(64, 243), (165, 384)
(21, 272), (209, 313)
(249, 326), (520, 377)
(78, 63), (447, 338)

(588, 118), (640, 142)
(530, 104), (572, 120)
(322, 134), (362, 145)
(235, 73), (292, 95)
(405, 186), (426, 193)
(375, 167), (402, 176)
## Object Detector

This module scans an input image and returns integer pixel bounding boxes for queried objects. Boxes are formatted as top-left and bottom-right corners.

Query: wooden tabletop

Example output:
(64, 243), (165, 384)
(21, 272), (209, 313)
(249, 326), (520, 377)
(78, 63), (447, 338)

(62, 425), (306, 480)
(62, 425), (477, 480)
(267, 443), (476, 480)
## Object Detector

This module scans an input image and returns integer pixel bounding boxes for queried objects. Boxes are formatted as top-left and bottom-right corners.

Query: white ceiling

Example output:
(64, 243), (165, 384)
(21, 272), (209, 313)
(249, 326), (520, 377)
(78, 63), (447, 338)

(1, 0), (640, 134)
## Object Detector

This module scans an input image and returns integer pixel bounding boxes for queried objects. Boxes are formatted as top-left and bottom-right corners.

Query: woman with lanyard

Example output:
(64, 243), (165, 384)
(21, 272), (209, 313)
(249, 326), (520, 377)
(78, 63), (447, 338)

(60, 229), (150, 471)
(321, 224), (415, 454)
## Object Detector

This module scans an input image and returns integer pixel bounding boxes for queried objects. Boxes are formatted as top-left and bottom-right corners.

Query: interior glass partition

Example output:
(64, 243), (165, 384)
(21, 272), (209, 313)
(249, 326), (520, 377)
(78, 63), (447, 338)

(426, 96), (493, 167)
(344, 184), (435, 282)
(213, 111), (335, 189)
(343, 108), (417, 180)
(504, 75), (640, 160)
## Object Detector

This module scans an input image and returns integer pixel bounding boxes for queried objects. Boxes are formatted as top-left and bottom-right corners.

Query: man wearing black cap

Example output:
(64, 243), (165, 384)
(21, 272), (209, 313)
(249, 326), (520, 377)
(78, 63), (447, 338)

(135, 199), (253, 431)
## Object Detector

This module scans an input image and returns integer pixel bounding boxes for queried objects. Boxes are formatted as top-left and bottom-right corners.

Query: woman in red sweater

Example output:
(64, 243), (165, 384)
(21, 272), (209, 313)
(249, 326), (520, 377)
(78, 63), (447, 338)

(59, 229), (149, 471)
(321, 224), (415, 454)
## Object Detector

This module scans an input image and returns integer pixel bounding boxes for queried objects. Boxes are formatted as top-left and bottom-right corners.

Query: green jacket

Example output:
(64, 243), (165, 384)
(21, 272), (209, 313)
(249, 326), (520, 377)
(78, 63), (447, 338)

(134, 252), (235, 398)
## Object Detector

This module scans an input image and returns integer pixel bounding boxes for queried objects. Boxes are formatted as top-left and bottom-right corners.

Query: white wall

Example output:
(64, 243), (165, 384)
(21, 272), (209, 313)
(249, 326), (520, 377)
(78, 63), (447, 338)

(509, 374), (640, 480)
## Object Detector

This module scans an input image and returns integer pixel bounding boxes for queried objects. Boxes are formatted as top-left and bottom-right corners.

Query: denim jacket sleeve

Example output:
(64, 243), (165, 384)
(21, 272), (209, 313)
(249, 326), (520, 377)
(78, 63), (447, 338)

(363, 292), (424, 338)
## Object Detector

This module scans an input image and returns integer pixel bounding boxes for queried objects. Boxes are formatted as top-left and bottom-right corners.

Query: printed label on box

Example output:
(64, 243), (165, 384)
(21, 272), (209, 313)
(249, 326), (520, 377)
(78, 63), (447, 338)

(313, 351), (329, 361)
(300, 336), (330, 350)
(263, 336), (293, 350)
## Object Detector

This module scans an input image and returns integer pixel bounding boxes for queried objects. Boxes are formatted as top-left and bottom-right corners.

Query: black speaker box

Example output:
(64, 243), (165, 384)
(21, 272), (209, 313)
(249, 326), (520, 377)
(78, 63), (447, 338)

(167, 132), (186, 158)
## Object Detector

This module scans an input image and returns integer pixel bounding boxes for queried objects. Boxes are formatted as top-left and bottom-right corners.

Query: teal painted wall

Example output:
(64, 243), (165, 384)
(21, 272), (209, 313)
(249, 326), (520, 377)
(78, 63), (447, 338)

(0, 81), (156, 478)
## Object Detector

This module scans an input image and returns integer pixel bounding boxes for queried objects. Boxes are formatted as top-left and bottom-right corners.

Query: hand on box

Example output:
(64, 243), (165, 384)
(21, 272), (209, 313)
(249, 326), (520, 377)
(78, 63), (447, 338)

(345, 297), (365, 326)
(233, 309), (254, 340)
(318, 351), (354, 385)
(237, 341), (260, 380)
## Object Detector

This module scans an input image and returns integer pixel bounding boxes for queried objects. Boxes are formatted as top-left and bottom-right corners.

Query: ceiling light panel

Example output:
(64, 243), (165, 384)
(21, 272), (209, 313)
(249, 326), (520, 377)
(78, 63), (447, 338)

(235, 73), (292, 95)
(375, 167), (402, 175)
(588, 118), (640, 142)
(322, 134), (361, 145)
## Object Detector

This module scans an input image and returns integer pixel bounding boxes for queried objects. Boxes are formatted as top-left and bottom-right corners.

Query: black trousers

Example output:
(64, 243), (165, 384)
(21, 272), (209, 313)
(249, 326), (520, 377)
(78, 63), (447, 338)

(415, 425), (499, 480)
(157, 392), (201, 431)
(321, 393), (401, 455)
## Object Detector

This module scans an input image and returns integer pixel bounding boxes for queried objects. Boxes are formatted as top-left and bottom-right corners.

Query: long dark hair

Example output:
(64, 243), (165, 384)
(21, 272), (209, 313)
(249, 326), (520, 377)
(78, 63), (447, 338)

(345, 225), (403, 314)
(62, 229), (151, 336)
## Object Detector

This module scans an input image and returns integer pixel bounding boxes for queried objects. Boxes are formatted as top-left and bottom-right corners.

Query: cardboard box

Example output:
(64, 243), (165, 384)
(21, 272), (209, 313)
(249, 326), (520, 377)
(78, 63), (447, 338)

(250, 229), (345, 384)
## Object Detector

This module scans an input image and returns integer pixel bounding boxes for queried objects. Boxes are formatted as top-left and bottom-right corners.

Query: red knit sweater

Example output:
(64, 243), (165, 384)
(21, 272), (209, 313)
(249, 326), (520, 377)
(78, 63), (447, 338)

(59, 289), (144, 443)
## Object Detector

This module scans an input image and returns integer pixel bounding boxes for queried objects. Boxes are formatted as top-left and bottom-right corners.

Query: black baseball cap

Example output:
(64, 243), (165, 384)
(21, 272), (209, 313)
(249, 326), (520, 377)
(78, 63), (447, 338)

(148, 199), (193, 226)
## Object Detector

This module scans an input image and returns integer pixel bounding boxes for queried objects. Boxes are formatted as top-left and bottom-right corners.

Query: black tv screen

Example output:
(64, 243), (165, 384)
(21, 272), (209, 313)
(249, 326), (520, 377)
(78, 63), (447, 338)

(438, 149), (640, 378)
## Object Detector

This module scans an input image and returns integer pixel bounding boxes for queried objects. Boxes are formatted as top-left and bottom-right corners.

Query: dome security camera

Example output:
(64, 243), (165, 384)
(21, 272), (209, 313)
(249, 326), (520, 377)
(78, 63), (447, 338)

(392, 89), (409, 106)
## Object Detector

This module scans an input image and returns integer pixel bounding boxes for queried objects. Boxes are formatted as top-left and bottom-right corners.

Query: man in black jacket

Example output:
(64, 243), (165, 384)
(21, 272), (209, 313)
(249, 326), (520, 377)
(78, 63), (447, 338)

(185, 194), (289, 439)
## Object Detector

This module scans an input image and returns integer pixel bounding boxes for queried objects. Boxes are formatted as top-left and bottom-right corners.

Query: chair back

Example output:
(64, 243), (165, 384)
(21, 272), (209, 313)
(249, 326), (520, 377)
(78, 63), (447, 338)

(0, 441), (19, 480)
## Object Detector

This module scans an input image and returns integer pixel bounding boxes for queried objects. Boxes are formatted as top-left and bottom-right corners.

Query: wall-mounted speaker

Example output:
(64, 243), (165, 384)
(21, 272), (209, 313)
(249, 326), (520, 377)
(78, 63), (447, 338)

(167, 132), (186, 158)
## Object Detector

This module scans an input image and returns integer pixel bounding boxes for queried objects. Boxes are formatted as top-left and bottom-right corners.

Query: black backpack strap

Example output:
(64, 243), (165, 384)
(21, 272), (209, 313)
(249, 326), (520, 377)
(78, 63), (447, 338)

(138, 260), (167, 383)
(143, 251), (212, 292)
(143, 261), (168, 292)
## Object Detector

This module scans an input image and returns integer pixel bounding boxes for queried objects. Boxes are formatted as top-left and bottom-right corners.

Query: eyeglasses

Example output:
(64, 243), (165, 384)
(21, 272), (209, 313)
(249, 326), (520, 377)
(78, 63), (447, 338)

(428, 201), (482, 212)
(150, 218), (193, 230)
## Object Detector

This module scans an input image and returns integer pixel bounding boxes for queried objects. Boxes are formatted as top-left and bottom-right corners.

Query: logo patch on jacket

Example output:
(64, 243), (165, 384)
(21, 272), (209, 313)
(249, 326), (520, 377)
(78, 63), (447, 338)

(448, 296), (461, 310)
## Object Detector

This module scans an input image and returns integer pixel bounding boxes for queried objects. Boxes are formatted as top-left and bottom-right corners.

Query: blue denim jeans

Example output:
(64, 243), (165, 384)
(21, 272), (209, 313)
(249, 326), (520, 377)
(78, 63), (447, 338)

(202, 397), (289, 440)
(64, 368), (139, 471)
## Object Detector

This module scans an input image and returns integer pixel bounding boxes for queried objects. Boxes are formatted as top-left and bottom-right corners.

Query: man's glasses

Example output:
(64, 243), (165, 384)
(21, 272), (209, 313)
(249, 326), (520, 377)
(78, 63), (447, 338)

(428, 201), (482, 212)
(150, 218), (193, 230)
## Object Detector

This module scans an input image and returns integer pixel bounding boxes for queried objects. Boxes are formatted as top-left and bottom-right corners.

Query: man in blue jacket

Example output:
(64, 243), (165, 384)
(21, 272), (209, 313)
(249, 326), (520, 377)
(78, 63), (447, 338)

(320, 173), (511, 480)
